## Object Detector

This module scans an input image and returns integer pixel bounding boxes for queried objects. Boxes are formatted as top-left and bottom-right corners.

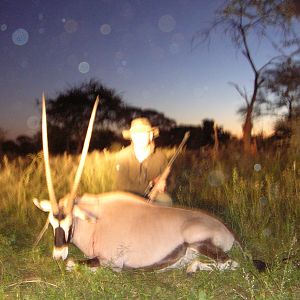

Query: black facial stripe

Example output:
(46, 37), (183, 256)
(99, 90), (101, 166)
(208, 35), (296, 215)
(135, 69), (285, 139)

(54, 227), (67, 247)
(53, 211), (66, 221)
(67, 225), (73, 243)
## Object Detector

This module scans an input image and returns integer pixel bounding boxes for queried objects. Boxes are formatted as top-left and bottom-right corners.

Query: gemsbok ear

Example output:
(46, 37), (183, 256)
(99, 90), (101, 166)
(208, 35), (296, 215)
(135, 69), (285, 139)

(73, 206), (97, 223)
(33, 198), (52, 212)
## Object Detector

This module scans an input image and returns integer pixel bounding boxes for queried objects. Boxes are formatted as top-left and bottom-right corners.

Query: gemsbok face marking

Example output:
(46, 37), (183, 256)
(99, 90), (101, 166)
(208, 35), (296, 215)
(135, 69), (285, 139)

(33, 94), (265, 273)
(33, 199), (70, 259)
(34, 196), (93, 260)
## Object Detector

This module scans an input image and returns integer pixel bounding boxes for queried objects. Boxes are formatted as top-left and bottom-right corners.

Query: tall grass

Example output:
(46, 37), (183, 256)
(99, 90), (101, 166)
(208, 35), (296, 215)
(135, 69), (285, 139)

(0, 149), (299, 299)
(171, 149), (300, 262)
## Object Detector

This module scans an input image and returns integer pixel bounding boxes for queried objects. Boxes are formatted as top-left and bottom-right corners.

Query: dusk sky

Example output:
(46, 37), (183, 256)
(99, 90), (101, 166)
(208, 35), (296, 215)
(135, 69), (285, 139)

(0, 0), (283, 139)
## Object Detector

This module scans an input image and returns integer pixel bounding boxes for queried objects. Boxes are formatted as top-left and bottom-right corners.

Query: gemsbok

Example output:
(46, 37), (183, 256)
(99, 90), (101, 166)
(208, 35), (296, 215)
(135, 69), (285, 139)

(33, 95), (264, 273)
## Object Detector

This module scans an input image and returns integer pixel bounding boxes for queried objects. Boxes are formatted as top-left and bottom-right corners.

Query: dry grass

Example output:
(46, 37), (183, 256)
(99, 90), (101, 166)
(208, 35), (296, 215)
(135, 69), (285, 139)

(0, 148), (299, 299)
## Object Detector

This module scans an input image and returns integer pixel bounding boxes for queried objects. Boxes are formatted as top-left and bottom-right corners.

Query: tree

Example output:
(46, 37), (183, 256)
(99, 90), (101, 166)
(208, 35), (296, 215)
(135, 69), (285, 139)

(42, 79), (176, 153)
(264, 57), (300, 120)
(0, 128), (5, 157)
(1, 140), (19, 156)
(157, 119), (232, 149)
(89, 129), (124, 151)
(123, 107), (176, 131)
(15, 135), (39, 155)
(195, 0), (300, 153)
(45, 79), (126, 153)
(273, 118), (293, 140)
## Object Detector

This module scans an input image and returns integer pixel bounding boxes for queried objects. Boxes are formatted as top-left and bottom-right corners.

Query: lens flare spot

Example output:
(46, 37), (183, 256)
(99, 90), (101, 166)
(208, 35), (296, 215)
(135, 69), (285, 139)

(64, 19), (78, 33)
(262, 228), (271, 237)
(208, 170), (225, 187)
(78, 61), (90, 73)
(20, 60), (29, 68)
(12, 28), (29, 46)
(100, 24), (111, 35)
(254, 163), (262, 172)
(27, 116), (39, 130)
(260, 196), (268, 206)
(1, 24), (7, 31)
(170, 42), (179, 54)
(158, 15), (176, 33)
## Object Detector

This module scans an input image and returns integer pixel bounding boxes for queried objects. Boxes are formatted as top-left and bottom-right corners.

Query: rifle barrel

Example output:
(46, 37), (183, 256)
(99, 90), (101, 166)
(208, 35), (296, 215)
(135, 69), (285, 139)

(144, 131), (190, 199)
(167, 131), (190, 167)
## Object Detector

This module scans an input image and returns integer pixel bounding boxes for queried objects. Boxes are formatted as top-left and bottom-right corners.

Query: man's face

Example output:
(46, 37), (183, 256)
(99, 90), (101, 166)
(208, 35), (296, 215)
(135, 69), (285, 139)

(131, 131), (153, 149)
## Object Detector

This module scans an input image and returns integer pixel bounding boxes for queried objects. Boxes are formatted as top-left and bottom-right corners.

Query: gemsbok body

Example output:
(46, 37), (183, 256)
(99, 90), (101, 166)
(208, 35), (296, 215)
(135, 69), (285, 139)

(34, 95), (261, 273)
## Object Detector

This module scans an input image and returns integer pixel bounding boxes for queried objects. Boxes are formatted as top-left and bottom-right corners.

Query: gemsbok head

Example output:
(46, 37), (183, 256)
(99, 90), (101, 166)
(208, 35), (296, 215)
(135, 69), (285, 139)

(34, 94), (266, 273)
(33, 94), (99, 260)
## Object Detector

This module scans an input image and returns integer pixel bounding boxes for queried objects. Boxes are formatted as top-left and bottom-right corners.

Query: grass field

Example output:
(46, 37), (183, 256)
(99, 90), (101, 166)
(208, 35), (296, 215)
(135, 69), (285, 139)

(0, 149), (299, 299)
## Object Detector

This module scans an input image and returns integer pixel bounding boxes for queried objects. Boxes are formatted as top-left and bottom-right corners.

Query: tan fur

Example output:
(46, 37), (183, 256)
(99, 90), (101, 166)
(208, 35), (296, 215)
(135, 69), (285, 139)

(71, 191), (236, 269)
(39, 95), (238, 272)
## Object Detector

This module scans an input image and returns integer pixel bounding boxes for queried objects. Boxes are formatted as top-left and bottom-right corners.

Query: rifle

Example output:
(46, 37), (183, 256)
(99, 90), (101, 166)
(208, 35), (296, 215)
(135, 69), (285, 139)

(145, 131), (190, 202)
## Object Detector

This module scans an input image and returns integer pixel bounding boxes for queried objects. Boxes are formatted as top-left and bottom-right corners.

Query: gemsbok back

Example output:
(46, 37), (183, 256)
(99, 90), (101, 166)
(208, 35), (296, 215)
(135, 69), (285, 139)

(33, 95), (263, 273)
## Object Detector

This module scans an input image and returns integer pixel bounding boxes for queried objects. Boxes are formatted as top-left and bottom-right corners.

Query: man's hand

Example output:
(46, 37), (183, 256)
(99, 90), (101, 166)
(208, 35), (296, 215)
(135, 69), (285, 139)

(147, 166), (170, 202)
(152, 176), (166, 193)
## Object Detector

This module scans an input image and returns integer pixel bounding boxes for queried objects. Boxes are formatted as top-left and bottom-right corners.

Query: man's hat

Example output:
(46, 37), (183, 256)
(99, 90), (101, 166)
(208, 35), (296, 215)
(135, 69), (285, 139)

(122, 117), (159, 139)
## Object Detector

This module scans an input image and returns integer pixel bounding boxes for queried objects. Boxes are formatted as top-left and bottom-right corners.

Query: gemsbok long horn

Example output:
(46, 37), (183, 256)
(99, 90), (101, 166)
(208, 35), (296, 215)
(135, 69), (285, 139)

(65, 96), (100, 214)
(42, 93), (59, 215)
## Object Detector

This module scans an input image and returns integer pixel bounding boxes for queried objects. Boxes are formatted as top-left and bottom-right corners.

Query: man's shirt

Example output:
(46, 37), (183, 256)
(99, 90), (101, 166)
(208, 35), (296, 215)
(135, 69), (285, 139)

(115, 145), (167, 195)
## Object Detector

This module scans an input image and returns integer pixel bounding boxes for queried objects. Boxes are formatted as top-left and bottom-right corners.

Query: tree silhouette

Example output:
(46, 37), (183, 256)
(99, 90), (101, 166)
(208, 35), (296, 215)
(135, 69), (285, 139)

(41, 79), (177, 153)
(1, 134), (39, 157)
(44, 79), (126, 153)
(0, 128), (5, 157)
(122, 106), (176, 131)
(157, 119), (231, 149)
(264, 57), (300, 120)
(1, 140), (18, 156)
(16, 135), (39, 155)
